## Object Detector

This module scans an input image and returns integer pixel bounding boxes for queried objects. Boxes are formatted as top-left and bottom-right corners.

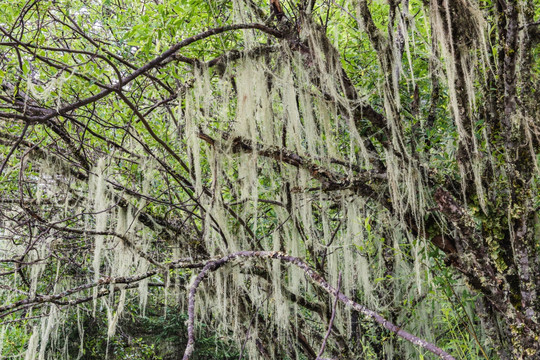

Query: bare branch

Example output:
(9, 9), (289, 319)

(317, 272), (341, 359)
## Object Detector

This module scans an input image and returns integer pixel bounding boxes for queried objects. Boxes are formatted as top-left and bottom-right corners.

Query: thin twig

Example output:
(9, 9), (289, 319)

(317, 272), (342, 359)
(0, 123), (29, 177)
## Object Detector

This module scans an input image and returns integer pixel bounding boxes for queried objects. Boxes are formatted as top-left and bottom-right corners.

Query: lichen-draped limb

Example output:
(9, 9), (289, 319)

(182, 251), (456, 360)
(199, 131), (387, 196)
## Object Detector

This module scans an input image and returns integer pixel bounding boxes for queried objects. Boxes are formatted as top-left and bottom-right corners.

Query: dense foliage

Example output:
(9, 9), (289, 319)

(0, 0), (539, 359)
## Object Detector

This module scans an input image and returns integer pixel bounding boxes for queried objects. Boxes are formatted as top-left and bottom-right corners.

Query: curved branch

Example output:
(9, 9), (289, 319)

(182, 251), (456, 360)
(1, 23), (283, 123)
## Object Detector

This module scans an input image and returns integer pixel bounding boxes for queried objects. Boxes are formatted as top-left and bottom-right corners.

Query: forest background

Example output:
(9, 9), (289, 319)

(0, 0), (539, 359)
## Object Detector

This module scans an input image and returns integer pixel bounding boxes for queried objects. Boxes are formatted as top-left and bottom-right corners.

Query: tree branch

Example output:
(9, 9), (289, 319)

(182, 251), (456, 360)
(0, 23), (283, 123)
(316, 272), (341, 359)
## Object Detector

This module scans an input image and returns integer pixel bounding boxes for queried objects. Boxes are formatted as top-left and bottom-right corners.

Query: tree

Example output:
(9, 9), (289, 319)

(0, 0), (539, 359)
